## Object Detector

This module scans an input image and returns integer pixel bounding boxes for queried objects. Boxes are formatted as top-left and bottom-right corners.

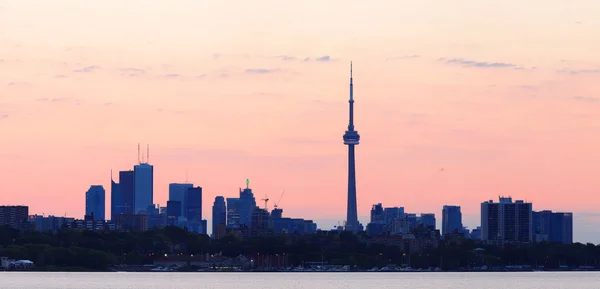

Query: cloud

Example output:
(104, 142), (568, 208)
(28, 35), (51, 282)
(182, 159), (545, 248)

(36, 97), (80, 105)
(0, 114), (8, 120)
(164, 74), (181, 78)
(519, 85), (535, 89)
(557, 68), (600, 75)
(441, 58), (523, 69)
(195, 74), (207, 79)
(277, 55), (297, 61)
(7, 81), (31, 86)
(73, 65), (101, 73)
(245, 68), (281, 74)
(119, 68), (145, 77)
(386, 55), (420, 60)
(55, 75), (68, 78)
(315, 56), (331, 62)
(572, 96), (600, 102)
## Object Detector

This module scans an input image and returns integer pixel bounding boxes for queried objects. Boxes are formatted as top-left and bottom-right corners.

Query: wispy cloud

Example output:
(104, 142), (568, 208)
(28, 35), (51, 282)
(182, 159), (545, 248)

(572, 96), (600, 102)
(315, 56), (331, 62)
(164, 74), (181, 78)
(0, 114), (8, 120)
(36, 97), (81, 105)
(276, 55), (297, 61)
(119, 68), (146, 77)
(55, 75), (68, 78)
(73, 65), (101, 73)
(557, 68), (600, 75)
(7, 81), (31, 86)
(441, 58), (523, 69)
(245, 68), (281, 74)
(387, 55), (420, 60)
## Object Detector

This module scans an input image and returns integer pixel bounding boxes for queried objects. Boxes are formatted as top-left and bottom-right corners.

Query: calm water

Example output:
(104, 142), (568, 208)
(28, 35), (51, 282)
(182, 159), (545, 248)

(2, 272), (600, 288)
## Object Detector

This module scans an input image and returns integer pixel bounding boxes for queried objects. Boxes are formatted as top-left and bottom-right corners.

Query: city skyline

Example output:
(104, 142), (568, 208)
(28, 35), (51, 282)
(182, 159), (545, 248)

(1, 1), (599, 243)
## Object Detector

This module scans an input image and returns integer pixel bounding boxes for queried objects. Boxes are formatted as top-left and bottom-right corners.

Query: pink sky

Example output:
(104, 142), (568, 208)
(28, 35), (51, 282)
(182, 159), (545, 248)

(1, 1), (600, 242)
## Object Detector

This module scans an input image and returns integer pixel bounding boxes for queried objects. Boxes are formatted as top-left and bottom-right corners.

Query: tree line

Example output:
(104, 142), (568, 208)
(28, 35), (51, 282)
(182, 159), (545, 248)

(1, 225), (599, 271)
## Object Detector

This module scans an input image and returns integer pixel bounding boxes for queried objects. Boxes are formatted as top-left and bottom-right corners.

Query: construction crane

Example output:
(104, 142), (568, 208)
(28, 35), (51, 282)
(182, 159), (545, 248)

(261, 195), (270, 211)
(273, 190), (285, 209)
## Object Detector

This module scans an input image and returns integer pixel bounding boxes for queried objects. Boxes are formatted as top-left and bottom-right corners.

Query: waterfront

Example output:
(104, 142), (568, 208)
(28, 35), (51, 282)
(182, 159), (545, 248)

(2, 272), (600, 288)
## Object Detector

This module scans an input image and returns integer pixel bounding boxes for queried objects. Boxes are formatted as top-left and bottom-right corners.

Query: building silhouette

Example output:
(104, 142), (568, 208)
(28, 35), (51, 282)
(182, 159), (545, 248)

(85, 185), (105, 221)
(533, 210), (573, 244)
(226, 180), (256, 228)
(185, 186), (203, 221)
(343, 62), (361, 232)
(111, 170), (135, 220)
(442, 205), (463, 235)
(134, 163), (153, 214)
(169, 183), (193, 217)
(0, 206), (29, 230)
(212, 196), (226, 238)
(481, 197), (532, 244)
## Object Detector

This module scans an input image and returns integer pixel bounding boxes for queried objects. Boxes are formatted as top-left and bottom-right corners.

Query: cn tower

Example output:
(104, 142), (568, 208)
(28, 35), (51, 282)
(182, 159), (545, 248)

(343, 62), (360, 232)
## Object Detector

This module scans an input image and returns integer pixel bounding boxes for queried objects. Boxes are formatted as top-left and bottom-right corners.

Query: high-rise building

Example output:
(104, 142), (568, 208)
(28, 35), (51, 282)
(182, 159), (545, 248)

(226, 179), (256, 228)
(0, 206), (29, 229)
(110, 173), (121, 220)
(370, 203), (384, 224)
(185, 186), (202, 221)
(85, 185), (105, 221)
(384, 207), (405, 224)
(419, 213), (436, 230)
(134, 163), (154, 214)
(117, 170), (135, 216)
(481, 197), (532, 244)
(343, 62), (361, 232)
(212, 196), (226, 237)
(169, 183), (193, 217)
(533, 210), (573, 244)
(442, 205), (463, 235)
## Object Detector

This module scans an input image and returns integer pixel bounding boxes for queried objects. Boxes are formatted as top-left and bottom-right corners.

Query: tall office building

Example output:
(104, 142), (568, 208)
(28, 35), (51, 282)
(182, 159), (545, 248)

(185, 186), (203, 221)
(119, 170), (135, 215)
(442, 205), (463, 235)
(342, 62), (361, 232)
(227, 179), (256, 228)
(85, 185), (105, 221)
(169, 183), (193, 217)
(134, 163), (154, 214)
(370, 203), (384, 223)
(384, 207), (405, 223)
(419, 213), (436, 230)
(533, 210), (573, 244)
(0, 206), (29, 229)
(212, 196), (226, 237)
(110, 173), (121, 220)
(481, 197), (532, 244)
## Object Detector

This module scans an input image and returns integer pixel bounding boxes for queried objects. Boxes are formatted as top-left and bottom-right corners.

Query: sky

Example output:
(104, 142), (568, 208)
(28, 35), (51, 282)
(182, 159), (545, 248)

(1, 0), (600, 242)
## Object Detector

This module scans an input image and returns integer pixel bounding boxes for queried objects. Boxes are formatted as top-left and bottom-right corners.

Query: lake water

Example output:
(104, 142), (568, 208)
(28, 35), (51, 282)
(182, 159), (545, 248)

(2, 272), (600, 288)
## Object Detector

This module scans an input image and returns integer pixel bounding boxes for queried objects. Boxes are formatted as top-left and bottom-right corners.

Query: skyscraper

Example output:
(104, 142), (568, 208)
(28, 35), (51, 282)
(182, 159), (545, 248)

(110, 173), (121, 220)
(533, 210), (573, 244)
(343, 62), (361, 232)
(169, 183), (193, 217)
(85, 185), (105, 221)
(0, 206), (29, 230)
(442, 205), (463, 235)
(134, 163), (153, 214)
(185, 186), (202, 221)
(481, 197), (532, 244)
(118, 170), (135, 215)
(212, 196), (226, 237)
